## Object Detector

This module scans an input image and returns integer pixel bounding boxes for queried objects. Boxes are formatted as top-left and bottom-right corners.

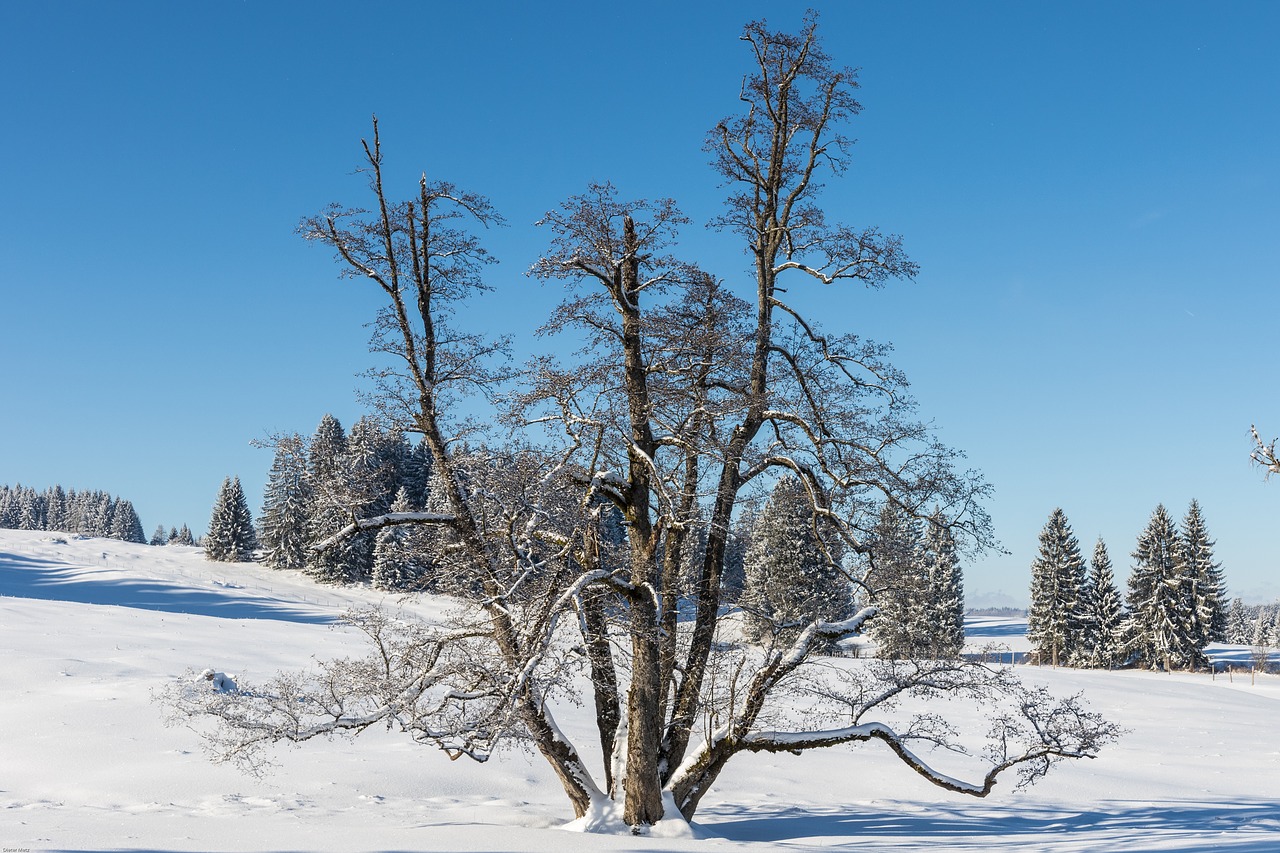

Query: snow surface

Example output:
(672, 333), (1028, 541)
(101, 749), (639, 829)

(3, 529), (1280, 852)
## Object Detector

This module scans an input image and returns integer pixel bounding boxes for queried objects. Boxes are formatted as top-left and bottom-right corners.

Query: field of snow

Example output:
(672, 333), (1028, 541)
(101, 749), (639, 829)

(3, 528), (1280, 852)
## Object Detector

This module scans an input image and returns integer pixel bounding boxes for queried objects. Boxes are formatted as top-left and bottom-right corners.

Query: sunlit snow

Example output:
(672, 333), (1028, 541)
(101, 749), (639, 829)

(3, 529), (1279, 852)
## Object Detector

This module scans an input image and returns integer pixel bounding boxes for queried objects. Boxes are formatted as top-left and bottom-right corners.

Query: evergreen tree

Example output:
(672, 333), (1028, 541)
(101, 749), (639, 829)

(1027, 508), (1088, 667)
(371, 488), (421, 590)
(1226, 597), (1252, 646)
(44, 485), (68, 532)
(304, 414), (358, 583)
(150, 524), (168, 546)
(922, 512), (965, 658)
(341, 416), (400, 580)
(1084, 538), (1127, 668)
(205, 476), (257, 562)
(417, 467), (466, 594)
(1179, 499), (1226, 644)
(720, 507), (756, 604)
(741, 477), (853, 650)
(1128, 504), (1200, 670)
(259, 433), (312, 571)
(400, 439), (434, 509)
(174, 524), (195, 546)
(866, 502), (927, 659)
(18, 487), (46, 531)
(110, 499), (146, 543)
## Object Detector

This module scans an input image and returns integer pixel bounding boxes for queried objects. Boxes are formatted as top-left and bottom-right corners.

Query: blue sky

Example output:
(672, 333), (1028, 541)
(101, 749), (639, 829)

(3, 1), (1278, 604)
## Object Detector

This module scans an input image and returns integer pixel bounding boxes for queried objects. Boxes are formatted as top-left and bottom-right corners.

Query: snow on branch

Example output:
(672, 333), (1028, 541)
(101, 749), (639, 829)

(1251, 424), (1280, 476)
(310, 511), (456, 552)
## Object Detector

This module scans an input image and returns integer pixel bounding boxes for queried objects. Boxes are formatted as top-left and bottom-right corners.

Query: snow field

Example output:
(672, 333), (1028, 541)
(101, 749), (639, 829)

(3, 529), (1280, 852)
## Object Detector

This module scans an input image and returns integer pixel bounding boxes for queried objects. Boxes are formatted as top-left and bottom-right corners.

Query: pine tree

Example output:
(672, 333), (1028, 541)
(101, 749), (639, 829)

(741, 477), (853, 650)
(922, 512), (965, 658)
(1180, 499), (1226, 645)
(341, 416), (401, 581)
(1226, 597), (1252, 646)
(110, 499), (146, 543)
(1084, 538), (1126, 668)
(304, 414), (357, 583)
(151, 525), (168, 546)
(400, 439), (434, 509)
(866, 503), (927, 659)
(44, 485), (68, 532)
(371, 488), (421, 591)
(259, 433), (312, 570)
(1027, 508), (1088, 667)
(720, 508), (756, 604)
(1128, 504), (1199, 670)
(174, 524), (194, 546)
(205, 476), (257, 562)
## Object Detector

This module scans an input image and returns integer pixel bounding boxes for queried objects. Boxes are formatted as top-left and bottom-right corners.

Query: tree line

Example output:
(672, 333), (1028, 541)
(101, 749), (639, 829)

(1027, 500), (1227, 670)
(0, 483), (146, 544)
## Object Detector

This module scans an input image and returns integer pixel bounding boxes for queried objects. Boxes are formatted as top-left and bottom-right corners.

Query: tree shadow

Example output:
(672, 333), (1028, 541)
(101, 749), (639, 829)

(701, 798), (1280, 850)
(965, 620), (1029, 638)
(0, 551), (333, 624)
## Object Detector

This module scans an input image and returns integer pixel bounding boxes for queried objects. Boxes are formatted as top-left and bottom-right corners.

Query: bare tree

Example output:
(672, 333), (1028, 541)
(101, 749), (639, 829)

(1251, 425), (1280, 476)
(161, 14), (1118, 830)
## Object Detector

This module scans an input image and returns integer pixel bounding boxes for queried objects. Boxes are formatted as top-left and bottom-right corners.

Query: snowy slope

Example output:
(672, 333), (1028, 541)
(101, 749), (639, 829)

(3, 529), (1280, 852)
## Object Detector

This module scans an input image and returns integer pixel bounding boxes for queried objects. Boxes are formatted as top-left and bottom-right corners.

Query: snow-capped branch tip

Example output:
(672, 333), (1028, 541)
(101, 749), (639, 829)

(1250, 425), (1280, 476)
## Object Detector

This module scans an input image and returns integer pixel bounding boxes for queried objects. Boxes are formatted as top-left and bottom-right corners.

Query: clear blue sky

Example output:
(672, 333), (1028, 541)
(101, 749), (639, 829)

(3, 1), (1278, 604)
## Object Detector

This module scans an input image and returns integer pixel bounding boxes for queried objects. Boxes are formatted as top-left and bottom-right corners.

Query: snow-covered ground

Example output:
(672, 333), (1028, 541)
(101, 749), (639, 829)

(3, 529), (1279, 852)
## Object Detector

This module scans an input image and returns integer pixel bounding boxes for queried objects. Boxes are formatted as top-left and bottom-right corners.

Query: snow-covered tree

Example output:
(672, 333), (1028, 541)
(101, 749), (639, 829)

(304, 414), (357, 583)
(44, 484), (68, 532)
(174, 524), (195, 546)
(1226, 597), (1252, 646)
(371, 488), (422, 591)
(922, 512), (965, 658)
(205, 476), (257, 563)
(1127, 504), (1200, 670)
(866, 503), (927, 659)
(1179, 499), (1226, 645)
(1083, 538), (1126, 668)
(1027, 508), (1088, 667)
(259, 433), (312, 571)
(741, 477), (853, 650)
(165, 19), (1117, 828)
(110, 499), (146, 544)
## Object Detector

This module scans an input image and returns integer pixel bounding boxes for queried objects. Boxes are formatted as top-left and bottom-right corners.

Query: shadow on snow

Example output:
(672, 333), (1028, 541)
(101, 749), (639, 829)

(701, 798), (1280, 850)
(0, 551), (334, 624)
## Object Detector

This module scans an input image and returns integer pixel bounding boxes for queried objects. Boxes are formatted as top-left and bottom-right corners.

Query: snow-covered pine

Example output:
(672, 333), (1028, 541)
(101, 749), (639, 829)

(865, 503), (928, 659)
(174, 523), (194, 546)
(719, 507), (755, 604)
(740, 477), (853, 651)
(1226, 597), (1252, 646)
(1127, 503), (1201, 670)
(109, 498), (146, 544)
(1027, 508), (1087, 667)
(1179, 499), (1226, 645)
(371, 488), (422, 591)
(1083, 538), (1126, 668)
(922, 511), (965, 658)
(150, 524), (168, 546)
(259, 433), (312, 571)
(44, 484), (68, 532)
(204, 476), (257, 563)
(304, 414), (359, 584)
(400, 439), (434, 510)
